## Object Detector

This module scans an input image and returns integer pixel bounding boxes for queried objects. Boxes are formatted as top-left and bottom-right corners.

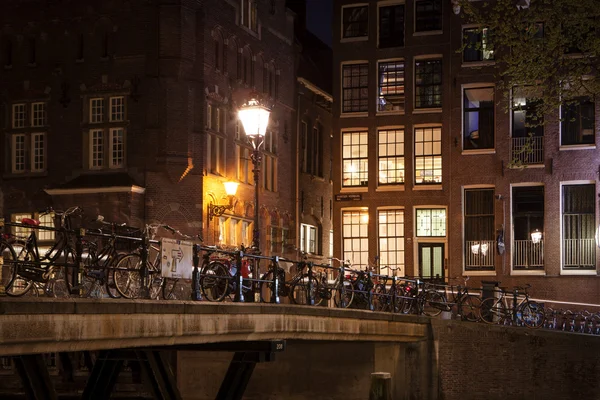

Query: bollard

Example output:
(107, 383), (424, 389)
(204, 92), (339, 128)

(307, 262), (314, 305)
(369, 372), (392, 400)
(0, 218), (5, 296)
(339, 264), (346, 308)
(234, 250), (245, 303)
(73, 228), (84, 296)
(270, 256), (280, 304)
(191, 244), (202, 301)
(367, 270), (374, 311)
(140, 232), (150, 299)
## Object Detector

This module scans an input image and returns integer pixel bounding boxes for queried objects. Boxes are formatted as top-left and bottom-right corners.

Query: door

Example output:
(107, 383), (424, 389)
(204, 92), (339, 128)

(418, 243), (445, 282)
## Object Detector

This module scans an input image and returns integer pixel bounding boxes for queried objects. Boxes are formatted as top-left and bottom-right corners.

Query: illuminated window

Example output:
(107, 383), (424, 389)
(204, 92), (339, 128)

(378, 209), (404, 276)
(378, 60), (404, 112)
(342, 131), (368, 187)
(414, 127), (442, 185)
(342, 209), (369, 268)
(416, 208), (446, 237)
(463, 87), (494, 150)
(464, 189), (495, 271)
(378, 128), (404, 185)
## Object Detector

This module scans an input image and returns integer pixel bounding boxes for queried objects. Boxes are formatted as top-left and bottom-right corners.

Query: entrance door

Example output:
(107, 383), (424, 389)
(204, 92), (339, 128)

(418, 243), (445, 282)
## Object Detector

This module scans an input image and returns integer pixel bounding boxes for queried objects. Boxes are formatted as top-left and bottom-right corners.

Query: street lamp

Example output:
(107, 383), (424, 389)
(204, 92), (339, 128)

(207, 181), (239, 221)
(238, 96), (271, 251)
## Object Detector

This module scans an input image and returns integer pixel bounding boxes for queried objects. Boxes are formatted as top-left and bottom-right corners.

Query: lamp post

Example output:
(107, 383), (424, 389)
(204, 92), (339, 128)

(238, 96), (271, 252)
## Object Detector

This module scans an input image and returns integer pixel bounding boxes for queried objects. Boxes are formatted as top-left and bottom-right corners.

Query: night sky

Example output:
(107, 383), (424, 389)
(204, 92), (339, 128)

(306, 0), (333, 46)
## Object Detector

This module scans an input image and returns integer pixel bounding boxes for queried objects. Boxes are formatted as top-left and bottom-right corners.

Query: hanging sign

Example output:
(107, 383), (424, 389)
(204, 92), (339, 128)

(160, 238), (194, 279)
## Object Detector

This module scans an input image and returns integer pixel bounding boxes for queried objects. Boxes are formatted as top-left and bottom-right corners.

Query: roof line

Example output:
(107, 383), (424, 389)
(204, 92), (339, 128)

(45, 185), (146, 195)
(297, 77), (333, 102)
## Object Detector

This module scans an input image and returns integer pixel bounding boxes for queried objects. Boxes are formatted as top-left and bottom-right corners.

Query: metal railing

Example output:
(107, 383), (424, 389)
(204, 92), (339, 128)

(563, 238), (596, 269)
(510, 136), (544, 166)
(513, 239), (544, 270)
(465, 240), (495, 270)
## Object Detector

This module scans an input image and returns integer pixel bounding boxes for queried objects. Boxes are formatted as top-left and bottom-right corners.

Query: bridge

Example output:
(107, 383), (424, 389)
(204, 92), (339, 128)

(1, 298), (599, 400)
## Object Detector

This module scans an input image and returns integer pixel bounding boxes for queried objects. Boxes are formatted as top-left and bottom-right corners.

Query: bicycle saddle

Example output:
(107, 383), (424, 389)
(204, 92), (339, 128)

(20, 218), (40, 226)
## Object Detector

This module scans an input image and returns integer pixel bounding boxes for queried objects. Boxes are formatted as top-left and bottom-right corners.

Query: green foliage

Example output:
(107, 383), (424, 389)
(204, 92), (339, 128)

(458, 0), (600, 118)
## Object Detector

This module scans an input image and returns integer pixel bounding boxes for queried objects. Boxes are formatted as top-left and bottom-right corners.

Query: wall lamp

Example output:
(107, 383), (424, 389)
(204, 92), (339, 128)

(531, 229), (542, 244)
(208, 181), (239, 220)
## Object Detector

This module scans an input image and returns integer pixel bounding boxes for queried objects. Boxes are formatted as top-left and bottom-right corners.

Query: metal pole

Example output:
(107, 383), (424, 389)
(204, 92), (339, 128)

(191, 244), (202, 301)
(251, 143), (262, 302)
(234, 250), (245, 302)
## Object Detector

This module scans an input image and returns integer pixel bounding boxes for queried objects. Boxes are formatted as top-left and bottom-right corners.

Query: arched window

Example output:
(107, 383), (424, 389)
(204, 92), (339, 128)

(212, 30), (224, 70)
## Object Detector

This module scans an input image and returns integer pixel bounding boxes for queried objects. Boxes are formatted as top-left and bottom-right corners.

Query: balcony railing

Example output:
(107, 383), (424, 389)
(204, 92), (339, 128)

(465, 240), (495, 270)
(513, 239), (544, 270)
(510, 136), (544, 166)
(563, 238), (596, 269)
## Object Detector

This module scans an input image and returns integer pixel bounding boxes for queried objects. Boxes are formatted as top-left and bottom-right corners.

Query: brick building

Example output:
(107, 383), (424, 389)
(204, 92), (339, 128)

(332, 0), (600, 304)
(0, 0), (332, 261)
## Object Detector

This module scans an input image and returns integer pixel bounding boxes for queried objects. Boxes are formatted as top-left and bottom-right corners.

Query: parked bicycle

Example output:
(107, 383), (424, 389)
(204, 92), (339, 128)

(479, 284), (545, 328)
(2, 207), (82, 297)
(439, 276), (482, 322)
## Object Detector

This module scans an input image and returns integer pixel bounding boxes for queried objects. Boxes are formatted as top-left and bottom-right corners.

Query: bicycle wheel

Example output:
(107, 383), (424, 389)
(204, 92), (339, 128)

(458, 295), (482, 322)
(480, 297), (506, 325)
(114, 254), (143, 299)
(2, 241), (33, 296)
(521, 301), (545, 328)
(289, 275), (321, 305)
(200, 262), (229, 302)
(44, 266), (71, 298)
(163, 278), (189, 300)
(422, 290), (446, 317)
(333, 280), (354, 308)
(401, 297), (415, 314)
(372, 284), (388, 311)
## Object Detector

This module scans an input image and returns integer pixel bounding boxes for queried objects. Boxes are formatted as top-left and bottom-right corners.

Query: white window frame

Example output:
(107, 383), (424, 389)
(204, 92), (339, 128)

(90, 129), (104, 169)
(90, 98), (105, 124)
(341, 61), (370, 116)
(560, 180), (597, 275)
(11, 134), (26, 173)
(377, 207), (405, 277)
(12, 104), (26, 129)
(414, 125), (442, 187)
(31, 102), (46, 127)
(109, 128), (125, 168)
(31, 132), (45, 172)
(341, 129), (369, 189)
(109, 96), (125, 122)
(341, 208), (369, 269)
(462, 84), (495, 154)
(415, 207), (446, 237)
(377, 58), (405, 114)
(300, 223), (317, 254)
(413, 56), (443, 112)
(377, 127), (405, 186)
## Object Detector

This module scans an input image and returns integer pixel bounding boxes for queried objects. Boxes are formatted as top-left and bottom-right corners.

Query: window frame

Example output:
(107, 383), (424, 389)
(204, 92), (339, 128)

(511, 183), (545, 273)
(342, 130), (369, 188)
(377, 208), (405, 276)
(90, 98), (105, 124)
(414, 58), (442, 110)
(341, 62), (369, 115)
(414, 126), (442, 186)
(462, 85), (495, 152)
(341, 3), (369, 41)
(377, 59), (405, 113)
(560, 181), (597, 274)
(462, 26), (494, 64)
(341, 208), (369, 268)
(559, 96), (595, 148)
(31, 102), (46, 127)
(415, 208), (446, 237)
(378, 2), (405, 48)
(463, 187), (495, 272)
(377, 127), (405, 186)
(414, 0), (442, 34)
(300, 223), (318, 255)
(12, 103), (26, 129)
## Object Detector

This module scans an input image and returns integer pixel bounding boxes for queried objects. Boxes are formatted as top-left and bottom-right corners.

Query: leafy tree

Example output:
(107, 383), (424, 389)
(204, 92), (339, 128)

(458, 0), (600, 139)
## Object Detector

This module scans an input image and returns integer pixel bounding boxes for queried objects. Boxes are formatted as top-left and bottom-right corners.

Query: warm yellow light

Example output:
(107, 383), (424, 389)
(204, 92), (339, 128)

(531, 229), (542, 244)
(361, 213), (369, 224)
(223, 181), (239, 196)
(238, 98), (271, 139)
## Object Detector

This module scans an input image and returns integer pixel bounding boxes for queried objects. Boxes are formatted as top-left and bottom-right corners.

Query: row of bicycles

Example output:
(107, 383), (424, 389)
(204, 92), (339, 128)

(2, 207), (599, 336)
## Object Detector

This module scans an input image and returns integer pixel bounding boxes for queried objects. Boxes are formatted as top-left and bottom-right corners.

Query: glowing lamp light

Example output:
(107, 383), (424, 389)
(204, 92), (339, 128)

(531, 229), (542, 244)
(238, 98), (271, 139)
(223, 181), (239, 197)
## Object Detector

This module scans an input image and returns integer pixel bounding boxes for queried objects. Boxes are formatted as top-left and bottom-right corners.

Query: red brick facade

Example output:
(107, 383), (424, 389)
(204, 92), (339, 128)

(332, 0), (600, 304)
(0, 0), (332, 259)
